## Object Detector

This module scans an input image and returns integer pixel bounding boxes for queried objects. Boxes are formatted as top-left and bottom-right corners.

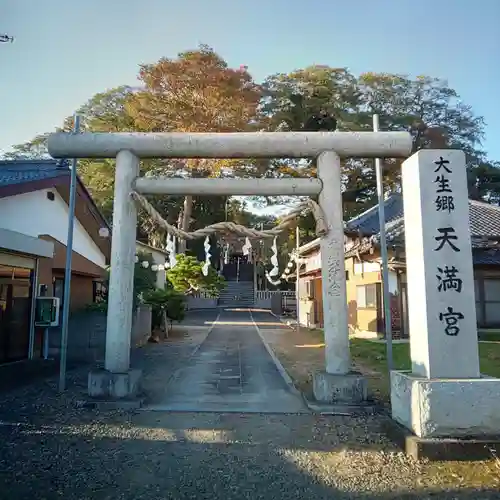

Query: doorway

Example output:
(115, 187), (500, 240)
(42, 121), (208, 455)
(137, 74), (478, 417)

(0, 263), (34, 364)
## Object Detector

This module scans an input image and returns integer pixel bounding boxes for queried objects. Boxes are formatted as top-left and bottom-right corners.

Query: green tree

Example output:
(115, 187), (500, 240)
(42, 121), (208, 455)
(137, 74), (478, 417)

(256, 66), (356, 243)
(260, 66), (359, 133)
(166, 254), (226, 296)
(468, 160), (500, 203)
(357, 73), (484, 153)
(355, 73), (487, 200)
(261, 68), (492, 222)
(3, 133), (51, 160)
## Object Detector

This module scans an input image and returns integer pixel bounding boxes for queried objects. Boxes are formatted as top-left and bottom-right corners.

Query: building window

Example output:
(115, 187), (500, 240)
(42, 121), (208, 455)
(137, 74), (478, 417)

(92, 281), (108, 303)
(53, 278), (64, 307)
(474, 279), (483, 325)
(305, 280), (315, 299)
(356, 284), (377, 308)
(483, 279), (500, 325)
(93, 281), (107, 303)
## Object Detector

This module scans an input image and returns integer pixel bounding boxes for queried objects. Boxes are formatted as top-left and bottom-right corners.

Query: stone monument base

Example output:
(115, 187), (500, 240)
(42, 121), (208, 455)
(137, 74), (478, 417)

(382, 416), (500, 461)
(313, 371), (367, 404)
(88, 369), (142, 399)
(391, 370), (500, 438)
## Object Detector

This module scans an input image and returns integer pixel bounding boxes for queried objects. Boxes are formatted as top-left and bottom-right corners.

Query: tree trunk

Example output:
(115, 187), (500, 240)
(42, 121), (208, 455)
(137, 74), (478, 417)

(178, 195), (193, 253)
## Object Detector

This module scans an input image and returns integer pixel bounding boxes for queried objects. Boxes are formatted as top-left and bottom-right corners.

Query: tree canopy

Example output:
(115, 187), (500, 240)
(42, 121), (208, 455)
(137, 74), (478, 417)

(3, 45), (498, 254)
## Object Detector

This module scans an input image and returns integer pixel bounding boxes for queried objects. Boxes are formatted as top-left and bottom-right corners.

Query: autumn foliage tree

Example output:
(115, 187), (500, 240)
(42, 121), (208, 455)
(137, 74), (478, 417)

(129, 46), (260, 133)
(3, 47), (262, 251)
(127, 45), (262, 251)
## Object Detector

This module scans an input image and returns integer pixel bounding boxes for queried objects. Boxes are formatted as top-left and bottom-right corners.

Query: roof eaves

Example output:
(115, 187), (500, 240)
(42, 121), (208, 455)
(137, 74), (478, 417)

(74, 176), (111, 230)
(136, 241), (169, 256)
(0, 159), (59, 166)
(0, 159), (111, 232)
(345, 201), (382, 228)
(469, 198), (500, 212)
(298, 237), (321, 254)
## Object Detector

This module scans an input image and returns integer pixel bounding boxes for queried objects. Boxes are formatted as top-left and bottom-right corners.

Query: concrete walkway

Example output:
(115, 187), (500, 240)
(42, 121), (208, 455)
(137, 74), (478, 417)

(144, 308), (307, 413)
(1, 310), (498, 498)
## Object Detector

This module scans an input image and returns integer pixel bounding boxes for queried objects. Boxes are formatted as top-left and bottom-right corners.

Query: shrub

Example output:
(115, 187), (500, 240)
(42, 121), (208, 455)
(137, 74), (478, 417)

(143, 288), (186, 331)
(85, 302), (108, 313)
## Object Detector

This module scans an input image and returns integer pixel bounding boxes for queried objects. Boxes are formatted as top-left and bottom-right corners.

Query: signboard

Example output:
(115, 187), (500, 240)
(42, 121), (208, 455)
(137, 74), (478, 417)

(35, 297), (60, 327)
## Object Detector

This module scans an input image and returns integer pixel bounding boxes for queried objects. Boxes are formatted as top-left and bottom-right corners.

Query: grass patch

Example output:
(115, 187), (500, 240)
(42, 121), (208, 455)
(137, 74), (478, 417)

(350, 338), (500, 402)
(349, 340), (410, 402)
(263, 324), (500, 402)
(479, 342), (500, 377)
(479, 329), (500, 342)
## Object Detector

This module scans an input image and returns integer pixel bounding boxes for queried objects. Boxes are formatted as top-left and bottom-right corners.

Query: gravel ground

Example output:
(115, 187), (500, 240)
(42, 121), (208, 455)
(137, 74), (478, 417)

(0, 314), (499, 499)
(1, 408), (499, 499)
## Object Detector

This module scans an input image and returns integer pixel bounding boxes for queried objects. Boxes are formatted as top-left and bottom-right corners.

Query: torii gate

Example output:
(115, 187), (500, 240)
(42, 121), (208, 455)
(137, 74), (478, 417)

(48, 131), (412, 403)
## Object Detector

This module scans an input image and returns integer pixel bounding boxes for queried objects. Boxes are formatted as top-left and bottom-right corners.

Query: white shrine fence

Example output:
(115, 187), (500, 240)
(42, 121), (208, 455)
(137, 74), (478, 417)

(185, 289), (296, 311)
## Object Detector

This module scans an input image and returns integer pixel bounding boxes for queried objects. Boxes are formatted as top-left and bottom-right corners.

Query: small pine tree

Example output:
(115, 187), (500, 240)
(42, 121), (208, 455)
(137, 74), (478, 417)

(166, 254), (226, 297)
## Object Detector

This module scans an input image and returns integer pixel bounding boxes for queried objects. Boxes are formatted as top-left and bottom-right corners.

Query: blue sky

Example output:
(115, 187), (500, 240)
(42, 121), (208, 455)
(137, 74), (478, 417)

(2, 0), (500, 160)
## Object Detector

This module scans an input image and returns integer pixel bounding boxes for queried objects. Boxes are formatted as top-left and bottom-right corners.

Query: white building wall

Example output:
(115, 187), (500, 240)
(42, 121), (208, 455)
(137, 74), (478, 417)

(0, 189), (106, 268)
(135, 243), (167, 289)
(303, 250), (321, 273)
(354, 261), (380, 274)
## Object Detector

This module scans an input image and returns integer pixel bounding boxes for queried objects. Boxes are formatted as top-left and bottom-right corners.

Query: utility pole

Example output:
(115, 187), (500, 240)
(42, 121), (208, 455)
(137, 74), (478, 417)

(373, 114), (393, 373)
(58, 115), (81, 392)
(295, 225), (300, 333)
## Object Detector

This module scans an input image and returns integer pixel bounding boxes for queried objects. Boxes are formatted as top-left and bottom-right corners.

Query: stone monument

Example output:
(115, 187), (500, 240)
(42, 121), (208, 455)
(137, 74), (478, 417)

(391, 149), (500, 441)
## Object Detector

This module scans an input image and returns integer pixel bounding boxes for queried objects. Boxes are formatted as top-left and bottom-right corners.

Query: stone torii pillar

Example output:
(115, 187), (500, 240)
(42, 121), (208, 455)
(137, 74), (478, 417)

(47, 131), (412, 401)
(312, 151), (367, 405)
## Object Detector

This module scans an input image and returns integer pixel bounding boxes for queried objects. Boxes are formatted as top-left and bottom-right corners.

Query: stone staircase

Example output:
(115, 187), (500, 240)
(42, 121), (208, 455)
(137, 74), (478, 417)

(218, 281), (254, 307)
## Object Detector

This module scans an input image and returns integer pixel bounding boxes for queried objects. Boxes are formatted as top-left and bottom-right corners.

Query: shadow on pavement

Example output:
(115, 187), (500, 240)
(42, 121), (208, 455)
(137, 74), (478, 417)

(0, 414), (498, 499)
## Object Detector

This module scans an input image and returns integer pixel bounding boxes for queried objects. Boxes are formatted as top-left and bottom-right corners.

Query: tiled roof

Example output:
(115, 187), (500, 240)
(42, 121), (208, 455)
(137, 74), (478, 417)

(473, 248), (500, 266)
(345, 193), (500, 260)
(345, 195), (404, 235)
(347, 193), (500, 240)
(0, 159), (110, 231)
(469, 199), (500, 236)
(0, 159), (70, 187)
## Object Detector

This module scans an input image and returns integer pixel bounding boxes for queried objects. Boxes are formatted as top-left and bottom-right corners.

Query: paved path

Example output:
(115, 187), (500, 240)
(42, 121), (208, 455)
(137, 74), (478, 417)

(144, 308), (307, 413)
(0, 310), (497, 498)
